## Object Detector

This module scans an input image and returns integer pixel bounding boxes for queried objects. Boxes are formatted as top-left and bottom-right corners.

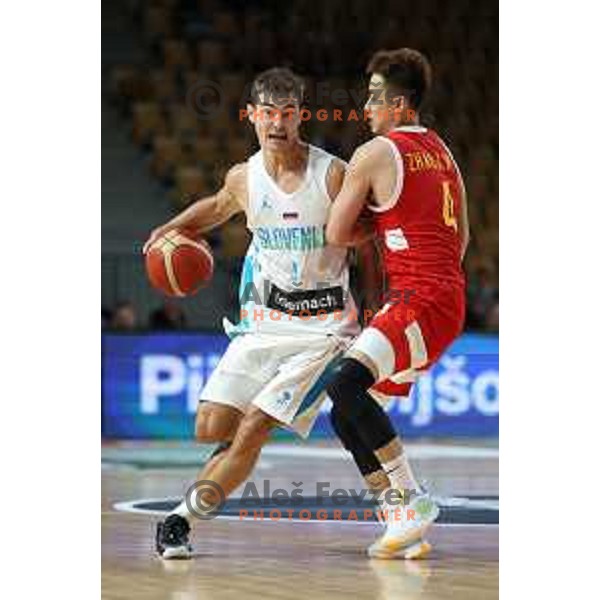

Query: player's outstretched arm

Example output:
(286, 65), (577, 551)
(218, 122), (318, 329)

(143, 163), (247, 253)
(326, 144), (371, 247)
(326, 140), (384, 247)
(354, 237), (384, 321)
(326, 156), (382, 316)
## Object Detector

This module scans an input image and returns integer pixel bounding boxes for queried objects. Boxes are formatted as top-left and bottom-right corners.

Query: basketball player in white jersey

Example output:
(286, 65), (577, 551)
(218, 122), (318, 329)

(144, 68), (386, 559)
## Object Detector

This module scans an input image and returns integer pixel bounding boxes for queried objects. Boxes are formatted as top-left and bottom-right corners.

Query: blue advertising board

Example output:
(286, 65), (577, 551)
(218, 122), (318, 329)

(102, 333), (498, 439)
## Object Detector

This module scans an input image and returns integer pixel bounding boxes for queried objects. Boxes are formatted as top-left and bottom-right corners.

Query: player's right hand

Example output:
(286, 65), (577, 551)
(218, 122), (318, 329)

(143, 226), (168, 254)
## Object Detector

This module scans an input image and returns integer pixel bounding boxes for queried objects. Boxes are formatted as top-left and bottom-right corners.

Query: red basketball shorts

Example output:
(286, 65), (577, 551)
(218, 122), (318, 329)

(349, 283), (465, 399)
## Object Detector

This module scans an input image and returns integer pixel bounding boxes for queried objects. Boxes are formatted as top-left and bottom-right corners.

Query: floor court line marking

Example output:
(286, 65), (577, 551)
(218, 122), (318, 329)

(100, 444), (497, 466)
(113, 495), (499, 526)
(101, 460), (275, 470)
(109, 503), (498, 528)
(262, 444), (498, 460)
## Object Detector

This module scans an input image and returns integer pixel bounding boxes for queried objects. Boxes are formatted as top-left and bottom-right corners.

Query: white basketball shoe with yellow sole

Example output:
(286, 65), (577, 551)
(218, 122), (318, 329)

(368, 492), (439, 559)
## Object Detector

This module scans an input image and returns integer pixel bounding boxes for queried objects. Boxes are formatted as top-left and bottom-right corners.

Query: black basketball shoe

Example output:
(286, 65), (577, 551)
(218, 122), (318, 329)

(155, 514), (192, 559)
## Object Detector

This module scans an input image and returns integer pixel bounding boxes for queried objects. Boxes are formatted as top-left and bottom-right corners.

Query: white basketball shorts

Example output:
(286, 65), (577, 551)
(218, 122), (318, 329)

(199, 332), (348, 438)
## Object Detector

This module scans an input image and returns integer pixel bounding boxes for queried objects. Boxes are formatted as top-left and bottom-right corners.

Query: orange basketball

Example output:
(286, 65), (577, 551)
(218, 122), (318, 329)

(145, 229), (214, 297)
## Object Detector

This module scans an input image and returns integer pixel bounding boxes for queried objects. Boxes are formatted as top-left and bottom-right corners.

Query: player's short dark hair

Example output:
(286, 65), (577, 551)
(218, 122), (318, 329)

(249, 67), (306, 107)
(366, 48), (432, 110)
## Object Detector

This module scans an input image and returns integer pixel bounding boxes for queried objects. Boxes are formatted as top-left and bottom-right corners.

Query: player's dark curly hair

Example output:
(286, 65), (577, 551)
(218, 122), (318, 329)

(249, 67), (306, 107)
(366, 48), (432, 110)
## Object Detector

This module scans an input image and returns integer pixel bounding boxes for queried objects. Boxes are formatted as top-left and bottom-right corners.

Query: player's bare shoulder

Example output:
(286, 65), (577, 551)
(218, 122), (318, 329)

(351, 137), (394, 172)
(223, 162), (248, 208)
(350, 137), (398, 209)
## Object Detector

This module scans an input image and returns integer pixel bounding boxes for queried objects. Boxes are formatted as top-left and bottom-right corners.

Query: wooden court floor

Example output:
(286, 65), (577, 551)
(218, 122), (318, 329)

(102, 441), (499, 600)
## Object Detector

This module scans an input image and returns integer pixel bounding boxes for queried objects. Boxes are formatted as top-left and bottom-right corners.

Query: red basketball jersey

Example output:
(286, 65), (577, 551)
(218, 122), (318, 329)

(369, 126), (465, 296)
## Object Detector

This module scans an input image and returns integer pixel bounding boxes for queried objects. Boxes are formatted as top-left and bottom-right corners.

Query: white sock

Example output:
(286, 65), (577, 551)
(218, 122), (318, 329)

(170, 487), (212, 521)
(170, 500), (193, 521)
(381, 453), (422, 496)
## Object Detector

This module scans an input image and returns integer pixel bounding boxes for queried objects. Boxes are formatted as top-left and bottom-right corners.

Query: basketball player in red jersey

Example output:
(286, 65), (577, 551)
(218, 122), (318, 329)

(324, 48), (470, 559)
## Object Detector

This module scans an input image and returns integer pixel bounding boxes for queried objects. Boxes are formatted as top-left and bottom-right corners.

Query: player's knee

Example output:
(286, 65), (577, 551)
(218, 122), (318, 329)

(195, 402), (242, 443)
(195, 417), (223, 443)
(325, 358), (376, 419)
(232, 409), (276, 453)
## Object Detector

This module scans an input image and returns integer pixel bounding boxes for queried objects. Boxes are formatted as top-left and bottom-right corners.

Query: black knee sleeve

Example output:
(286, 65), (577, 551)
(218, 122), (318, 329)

(325, 357), (375, 419)
(326, 357), (397, 452)
(330, 406), (381, 476)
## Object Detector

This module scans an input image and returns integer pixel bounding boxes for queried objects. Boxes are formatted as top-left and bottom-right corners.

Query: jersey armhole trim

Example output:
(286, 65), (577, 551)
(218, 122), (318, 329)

(367, 137), (404, 213)
(318, 148), (345, 204)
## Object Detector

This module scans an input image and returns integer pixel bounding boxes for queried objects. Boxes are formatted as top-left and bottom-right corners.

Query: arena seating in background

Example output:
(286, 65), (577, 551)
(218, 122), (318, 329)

(107, 0), (498, 331)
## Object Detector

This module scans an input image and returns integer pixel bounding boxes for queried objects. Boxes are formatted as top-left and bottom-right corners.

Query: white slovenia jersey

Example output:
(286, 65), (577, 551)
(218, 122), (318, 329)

(229, 144), (360, 338)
